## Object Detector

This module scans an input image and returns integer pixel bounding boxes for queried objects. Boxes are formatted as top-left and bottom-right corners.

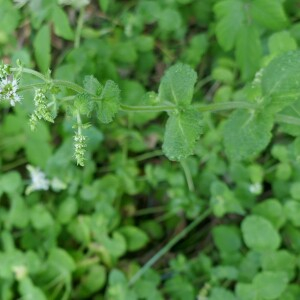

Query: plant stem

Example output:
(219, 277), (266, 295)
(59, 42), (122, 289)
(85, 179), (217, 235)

(11, 67), (47, 81)
(128, 208), (211, 286)
(120, 104), (176, 112)
(52, 79), (86, 93)
(18, 83), (45, 92)
(75, 7), (85, 48)
(275, 114), (300, 126)
(14, 68), (259, 114)
(180, 160), (195, 192)
(196, 101), (257, 112)
(135, 150), (163, 162)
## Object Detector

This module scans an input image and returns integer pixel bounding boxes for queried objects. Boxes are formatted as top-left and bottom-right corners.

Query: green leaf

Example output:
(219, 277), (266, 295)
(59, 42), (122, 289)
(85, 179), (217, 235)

(48, 248), (76, 273)
(19, 277), (47, 300)
(209, 287), (237, 300)
(52, 5), (74, 40)
(100, 232), (127, 258)
(158, 63), (197, 106)
(74, 94), (94, 116)
(241, 215), (281, 251)
(0, 0), (20, 34)
(211, 266), (238, 281)
(68, 216), (91, 245)
(0, 171), (23, 195)
(57, 197), (78, 225)
(223, 109), (273, 161)
(8, 196), (29, 229)
(164, 275), (195, 300)
(137, 1), (160, 24)
(30, 204), (54, 230)
(96, 80), (120, 124)
(268, 31), (297, 56)
(77, 265), (106, 297)
(113, 41), (137, 64)
(158, 8), (182, 33)
(214, 0), (244, 51)
(251, 0), (288, 30)
(210, 181), (245, 217)
(33, 24), (51, 73)
(84, 75), (103, 95)
(212, 225), (241, 253)
(182, 34), (208, 67)
(252, 199), (285, 229)
(118, 226), (149, 252)
(262, 51), (300, 112)
(253, 271), (288, 299)
(25, 123), (52, 168)
(99, 0), (109, 12)
(235, 25), (262, 80)
(235, 283), (259, 300)
(162, 109), (202, 161)
(284, 200), (300, 227)
(261, 250), (296, 280)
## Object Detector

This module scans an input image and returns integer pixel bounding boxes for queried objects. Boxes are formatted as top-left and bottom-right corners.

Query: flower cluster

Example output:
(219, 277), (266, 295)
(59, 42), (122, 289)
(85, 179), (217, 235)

(74, 131), (87, 166)
(0, 63), (9, 78)
(0, 63), (22, 106)
(29, 88), (54, 130)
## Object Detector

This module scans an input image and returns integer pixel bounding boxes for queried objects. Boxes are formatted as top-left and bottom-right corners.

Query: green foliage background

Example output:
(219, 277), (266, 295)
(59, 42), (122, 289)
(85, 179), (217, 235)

(1, 0), (300, 299)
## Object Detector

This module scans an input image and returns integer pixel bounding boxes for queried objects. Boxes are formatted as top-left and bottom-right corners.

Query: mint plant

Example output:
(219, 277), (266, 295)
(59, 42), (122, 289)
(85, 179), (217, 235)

(2, 0), (300, 299)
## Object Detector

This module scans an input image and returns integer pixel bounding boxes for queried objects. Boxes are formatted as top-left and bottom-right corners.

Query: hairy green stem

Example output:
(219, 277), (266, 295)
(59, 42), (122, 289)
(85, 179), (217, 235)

(11, 67), (47, 81)
(14, 68), (260, 114)
(120, 104), (176, 112)
(275, 114), (300, 126)
(128, 208), (211, 286)
(196, 101), (257, 112)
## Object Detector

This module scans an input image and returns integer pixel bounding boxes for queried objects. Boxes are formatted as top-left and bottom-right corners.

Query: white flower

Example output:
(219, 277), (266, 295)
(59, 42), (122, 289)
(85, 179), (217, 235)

(249, 183), (262, 195)
(26, 165), (50, 195)
(0, 76), (22, 106)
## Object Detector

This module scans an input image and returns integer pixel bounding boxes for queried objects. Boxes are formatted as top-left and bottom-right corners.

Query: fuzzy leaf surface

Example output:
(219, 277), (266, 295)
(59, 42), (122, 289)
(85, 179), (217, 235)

(262, 50), (300, 112)
(163, 109), (202, 161)
(96, 80), (120, 124)
(158, 63), (197, 106)
(223, 109), (273, 161)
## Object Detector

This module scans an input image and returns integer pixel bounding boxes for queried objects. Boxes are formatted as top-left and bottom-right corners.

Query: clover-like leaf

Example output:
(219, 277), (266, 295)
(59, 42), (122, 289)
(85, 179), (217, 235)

(158, 63), (197, 107)
(253, 271), (288, 300)
(162, 108), (202, 161)
(241, 215), (281, 251)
